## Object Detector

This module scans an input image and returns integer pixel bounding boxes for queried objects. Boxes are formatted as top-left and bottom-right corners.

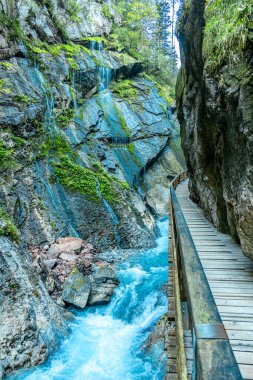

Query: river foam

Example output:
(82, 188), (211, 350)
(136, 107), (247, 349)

(8, 217), (168, 380)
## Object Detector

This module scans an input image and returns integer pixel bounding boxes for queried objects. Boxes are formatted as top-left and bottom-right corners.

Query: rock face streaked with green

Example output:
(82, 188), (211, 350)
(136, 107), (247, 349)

(177, 0), (253, 259)
(0, 0), (182, 377)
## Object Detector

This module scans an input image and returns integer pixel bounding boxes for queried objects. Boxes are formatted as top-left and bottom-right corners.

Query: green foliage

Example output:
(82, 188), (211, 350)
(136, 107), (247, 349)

(67, 1), (81, 22)
(0, 206), (19, 243)
(106, 0), (177, 96)
(203, 1), (253, 72)
(102, 3), (114, 20)
(156, 82), (175, 106)
(0, 79), (11, 94)
(0, 11), (24, 41)
(108, 0), (158, 57)
(0, 139), (20, 172)
(53, 156), (129, 203)
(56, 108), (75, 128)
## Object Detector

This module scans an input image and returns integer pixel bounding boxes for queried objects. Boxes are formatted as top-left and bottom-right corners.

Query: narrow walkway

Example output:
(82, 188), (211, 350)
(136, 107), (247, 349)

(176, 180), (253, 380)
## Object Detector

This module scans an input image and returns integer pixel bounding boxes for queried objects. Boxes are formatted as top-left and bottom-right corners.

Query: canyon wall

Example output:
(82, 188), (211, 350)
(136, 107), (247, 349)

(0, 0), (183, 375)
(177, 0), (253, 259)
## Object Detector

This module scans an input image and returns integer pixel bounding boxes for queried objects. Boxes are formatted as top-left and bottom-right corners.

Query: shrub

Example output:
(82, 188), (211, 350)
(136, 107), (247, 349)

(203, 1), (253, 72)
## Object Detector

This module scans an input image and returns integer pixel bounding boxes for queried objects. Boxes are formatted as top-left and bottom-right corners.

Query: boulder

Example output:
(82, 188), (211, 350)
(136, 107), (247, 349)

(48, 237), (83, 258)
(61, 271), (91, 308)
(44, 259), (57, 269)
(59, 253), (77, 262)
(88, 266), (119, 306)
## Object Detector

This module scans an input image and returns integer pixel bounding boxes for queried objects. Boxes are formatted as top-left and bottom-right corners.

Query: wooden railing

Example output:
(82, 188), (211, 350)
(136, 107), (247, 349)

(169, 171), (242, 380)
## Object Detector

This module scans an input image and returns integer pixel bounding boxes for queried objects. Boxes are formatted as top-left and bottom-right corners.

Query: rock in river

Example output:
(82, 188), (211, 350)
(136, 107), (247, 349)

(88, 265), (120, 306)
(61, 271), (91, 308)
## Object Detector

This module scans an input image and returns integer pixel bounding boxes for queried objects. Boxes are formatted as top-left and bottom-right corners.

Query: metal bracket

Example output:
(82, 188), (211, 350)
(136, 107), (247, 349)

(195, 323), (228, 340)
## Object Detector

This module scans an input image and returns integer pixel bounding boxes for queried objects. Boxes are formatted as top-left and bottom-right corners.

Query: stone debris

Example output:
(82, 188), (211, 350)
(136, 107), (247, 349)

(59, 253), (77, 262)
(47, 237), (83, 258)
(44, 259), (57, 269)
(30, 237), (119, 309)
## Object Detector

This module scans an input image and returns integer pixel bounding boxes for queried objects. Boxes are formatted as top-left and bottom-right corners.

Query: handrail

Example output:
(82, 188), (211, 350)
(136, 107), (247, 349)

(169, 171), (242, 380)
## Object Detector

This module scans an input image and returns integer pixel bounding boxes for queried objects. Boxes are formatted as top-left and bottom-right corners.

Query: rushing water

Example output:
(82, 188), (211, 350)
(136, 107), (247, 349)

(8, 218), (168, 380)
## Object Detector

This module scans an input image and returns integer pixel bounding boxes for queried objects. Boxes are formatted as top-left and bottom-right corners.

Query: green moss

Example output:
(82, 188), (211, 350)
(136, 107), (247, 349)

(13, 94), (31, 103)
(82, 36), (105, 43)
(114, 105), (131, 136)
(0, 62), (14, 71)
(203, 1), (253, 72)
(37, 133), (73, 159)
(67, 57), (79, 70)
(56, 108), (75, 128)
(0, 141), (18, 170)
(28, 45), (49, 55)
(50, 220), (57, 229)
(53, 156), (129, 204)
(111, 80), (139, 102)
(70, 267), (80, 275)
(12, 136), (26, 147)
(156, 83), (175, 106)
(0, 206), (19, 243)
(0, 79), (11, 94)
(127, 143), (142, 167)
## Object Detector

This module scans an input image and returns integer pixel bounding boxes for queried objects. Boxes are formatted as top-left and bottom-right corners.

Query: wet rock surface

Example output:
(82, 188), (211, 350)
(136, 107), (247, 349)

(0, 238), (68, 376)
(88, 265), (120, 306)
(176, 0), (253, 259)
(62, 271), (91, 308)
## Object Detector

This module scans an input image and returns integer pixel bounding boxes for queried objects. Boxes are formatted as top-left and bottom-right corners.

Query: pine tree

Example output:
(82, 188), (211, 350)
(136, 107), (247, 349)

(157, 0), (171, 55)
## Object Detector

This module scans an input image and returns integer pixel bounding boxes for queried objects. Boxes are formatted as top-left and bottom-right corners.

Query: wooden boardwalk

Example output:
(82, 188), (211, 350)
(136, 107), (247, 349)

(176, 180), (253, 380)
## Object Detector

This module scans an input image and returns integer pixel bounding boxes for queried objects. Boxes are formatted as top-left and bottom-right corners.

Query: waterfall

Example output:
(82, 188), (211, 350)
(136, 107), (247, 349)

(34, 65), (79, 238)
(89, 40), (112, 92)
(96, 182), (120, 248)
(34, 67), (59, 136)
(35, 160), (80, 238)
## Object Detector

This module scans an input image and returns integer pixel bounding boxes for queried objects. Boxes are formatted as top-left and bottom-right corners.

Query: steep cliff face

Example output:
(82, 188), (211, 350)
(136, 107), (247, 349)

(0, 0), (181, 251)
(177, 0), (253, 259)
(0, 1), (182, 375)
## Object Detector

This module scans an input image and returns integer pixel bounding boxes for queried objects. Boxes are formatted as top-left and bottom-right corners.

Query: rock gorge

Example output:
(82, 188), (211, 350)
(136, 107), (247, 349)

(176, 0), (253, 259)
(0, 0), (182, 377)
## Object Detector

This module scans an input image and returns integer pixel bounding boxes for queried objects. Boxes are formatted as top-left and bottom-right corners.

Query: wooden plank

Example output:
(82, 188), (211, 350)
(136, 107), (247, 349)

(224, 321), (253, 331)
(238, 364), (253, 379)
(227, 330), (253, 340)
(175, 180), (253, 377)
(217, 300), (253, 306)
(234, 351), (253, 365)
